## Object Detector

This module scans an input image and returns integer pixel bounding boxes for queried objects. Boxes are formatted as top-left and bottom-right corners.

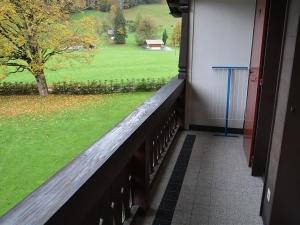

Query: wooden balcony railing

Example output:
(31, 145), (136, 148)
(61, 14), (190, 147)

(0, 77), (185, 225)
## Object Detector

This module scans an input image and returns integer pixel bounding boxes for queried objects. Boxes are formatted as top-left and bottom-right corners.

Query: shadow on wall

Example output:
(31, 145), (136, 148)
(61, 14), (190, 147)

(188, 84), (210, 127)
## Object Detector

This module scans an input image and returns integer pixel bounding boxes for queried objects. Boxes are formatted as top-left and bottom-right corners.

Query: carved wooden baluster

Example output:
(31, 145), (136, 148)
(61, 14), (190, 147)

(166, 117), (170, 142)
(165, 119), (170, 145)
(170, 111), (175, 134)
(161, 125), (165, 151)
(156, 135), (160, 164)
(120, 187), (126, 224)
(159, 130), (163, 158)
(149, 140), (154, 173)
(172, 109), (177, 133)
(164, 123), (168, 148)
(173, 110), (177, 131)
(163, 127), (167, 152)
(168, 114), (172, 142)
(128, 175), (133, 209)
(162, 124), (167, 149)
(160, 128), (165, 154)
(111, 202), (116, 225)
(152, 140), (156, 171)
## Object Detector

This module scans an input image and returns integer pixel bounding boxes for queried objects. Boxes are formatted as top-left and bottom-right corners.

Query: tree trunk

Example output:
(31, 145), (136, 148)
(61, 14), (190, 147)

(35, 72), (49, 96)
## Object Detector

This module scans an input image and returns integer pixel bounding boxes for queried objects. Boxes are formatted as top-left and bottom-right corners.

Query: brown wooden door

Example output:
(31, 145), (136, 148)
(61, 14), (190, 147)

(244, 0), (268, 165)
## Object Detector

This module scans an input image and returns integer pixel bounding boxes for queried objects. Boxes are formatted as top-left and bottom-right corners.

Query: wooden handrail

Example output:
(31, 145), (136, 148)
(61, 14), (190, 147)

(0, 77), (185, 225)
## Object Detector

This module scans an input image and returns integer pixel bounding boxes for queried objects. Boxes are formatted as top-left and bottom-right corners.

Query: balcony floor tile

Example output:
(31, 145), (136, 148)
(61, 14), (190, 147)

(135, 131), (263, 225)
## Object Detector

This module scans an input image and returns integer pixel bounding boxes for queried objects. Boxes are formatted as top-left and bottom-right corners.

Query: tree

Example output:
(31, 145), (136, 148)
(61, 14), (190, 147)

(0, 0), (97, 96)
(123, 0), (138, 9)
(170, 21), (181, 48)
(113, 5), (127, 44)
(86, 0), (96, 8)
(162, 29), (168, 45)
(109, 4), (118, 21)
(96, 0), (111, 12)
(135, 17), (158, 45)
(65, 0), (87, 12)
(132, 13), (141, 32)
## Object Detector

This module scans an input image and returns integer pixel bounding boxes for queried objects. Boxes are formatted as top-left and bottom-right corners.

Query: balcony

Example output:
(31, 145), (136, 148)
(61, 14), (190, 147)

(0, 78), (264, 225)
(0, 0), (299, 224)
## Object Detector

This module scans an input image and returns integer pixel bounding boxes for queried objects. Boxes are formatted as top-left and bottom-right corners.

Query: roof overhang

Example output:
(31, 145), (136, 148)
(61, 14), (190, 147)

(166, 0), (189, 17)
(146, 40), (164, 45)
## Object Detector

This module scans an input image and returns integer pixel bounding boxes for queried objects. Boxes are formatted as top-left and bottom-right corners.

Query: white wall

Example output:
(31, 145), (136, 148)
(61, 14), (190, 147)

(187, 0), (256, 128)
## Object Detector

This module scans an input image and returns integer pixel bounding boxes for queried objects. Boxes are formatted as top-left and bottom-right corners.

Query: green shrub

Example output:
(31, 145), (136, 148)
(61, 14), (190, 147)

(0, 82), (38, 95)
(113, 5), (127, 44)
(162, 29), (168, 45)
(124, 0), (138, 9)
(0, 78), (170, 95)
(127, 20), (136, 32)
(170, 21), (181, 47)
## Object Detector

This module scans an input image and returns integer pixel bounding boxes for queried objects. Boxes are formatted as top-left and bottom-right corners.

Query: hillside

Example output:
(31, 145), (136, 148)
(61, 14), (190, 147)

(71, 3), (179, 31)
(1, 3), (180, 84)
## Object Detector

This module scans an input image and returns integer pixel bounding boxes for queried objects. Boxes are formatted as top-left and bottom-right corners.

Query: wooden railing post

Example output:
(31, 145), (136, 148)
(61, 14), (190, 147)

(176, 0), (189, 127)
(178, 0), (190, 80)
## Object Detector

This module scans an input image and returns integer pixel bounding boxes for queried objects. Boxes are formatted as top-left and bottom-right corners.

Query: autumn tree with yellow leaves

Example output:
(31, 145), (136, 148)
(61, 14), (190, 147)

(0, 0), (97, 96)
(170, 21), (181, 48)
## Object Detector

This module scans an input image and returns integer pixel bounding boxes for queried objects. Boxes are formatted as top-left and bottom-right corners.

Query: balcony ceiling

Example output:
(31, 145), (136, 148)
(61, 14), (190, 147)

(166, 0), (189, 17)
(166, 0), (182, 17)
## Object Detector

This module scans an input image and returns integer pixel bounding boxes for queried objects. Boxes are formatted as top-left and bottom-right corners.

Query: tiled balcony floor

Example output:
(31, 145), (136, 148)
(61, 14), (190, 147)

(135, 131), (264, 225)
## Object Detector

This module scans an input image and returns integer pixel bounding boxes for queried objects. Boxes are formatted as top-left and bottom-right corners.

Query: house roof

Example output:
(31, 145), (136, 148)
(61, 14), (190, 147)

(146, 40), (164, 45)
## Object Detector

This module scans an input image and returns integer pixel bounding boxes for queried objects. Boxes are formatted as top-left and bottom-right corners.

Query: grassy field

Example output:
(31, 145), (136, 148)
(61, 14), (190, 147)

(124, 4), (177, 31)
(72, 4), (177, 31)
(0, 92), (153, 216)
(1, 4), (180, 84)
(2, 35), (178, 83)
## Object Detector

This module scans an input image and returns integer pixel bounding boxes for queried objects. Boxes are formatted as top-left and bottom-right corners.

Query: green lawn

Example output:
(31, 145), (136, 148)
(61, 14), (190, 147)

(0, 92), (153, 216)
(1, 4), (180, 84)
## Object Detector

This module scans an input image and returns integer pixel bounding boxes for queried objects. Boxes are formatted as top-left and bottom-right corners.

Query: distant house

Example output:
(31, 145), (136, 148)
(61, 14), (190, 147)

(145, 40), (164, 50)
(107, 29), (115, 40)
(107, 29), (114, 36)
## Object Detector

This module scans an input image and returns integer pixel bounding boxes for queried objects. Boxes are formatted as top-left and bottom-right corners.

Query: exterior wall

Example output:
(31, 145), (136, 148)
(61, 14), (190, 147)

(262, 0), (300, 224)
(148, 44), (163, 48)
(187, 0), (256, 128)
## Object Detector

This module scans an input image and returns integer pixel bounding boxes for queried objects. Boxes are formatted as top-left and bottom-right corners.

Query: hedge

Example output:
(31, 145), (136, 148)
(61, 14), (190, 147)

(0, 78), (170, 95)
